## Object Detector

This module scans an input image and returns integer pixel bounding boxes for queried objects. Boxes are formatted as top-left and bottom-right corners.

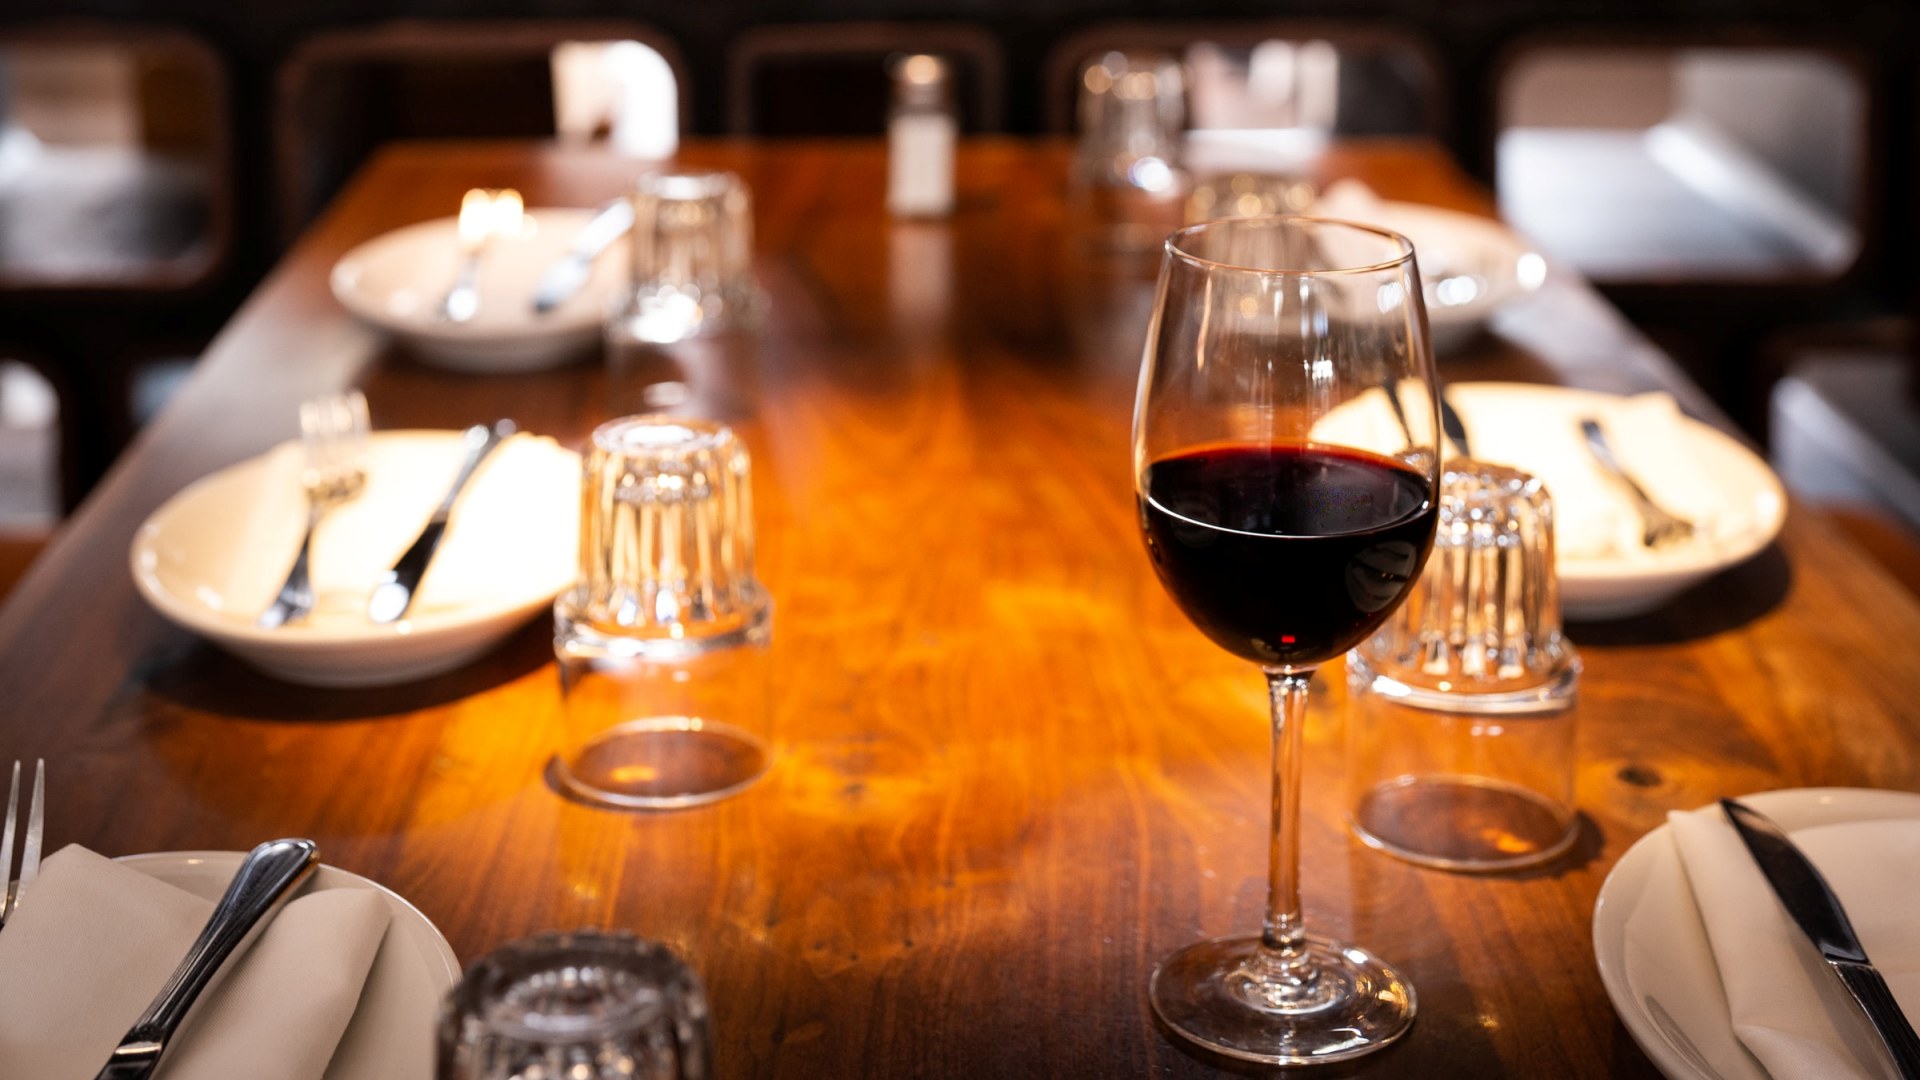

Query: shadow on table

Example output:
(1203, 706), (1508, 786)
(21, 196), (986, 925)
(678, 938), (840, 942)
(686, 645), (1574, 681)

(1566, 544), (1792, 647)
(141, 616), (555, 722)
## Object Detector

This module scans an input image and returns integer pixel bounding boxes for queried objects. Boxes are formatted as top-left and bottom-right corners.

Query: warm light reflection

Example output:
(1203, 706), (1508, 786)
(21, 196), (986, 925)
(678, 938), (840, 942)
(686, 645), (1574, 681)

(491, 188), (525, 238)
(1516, 252), (1548, 290)
(456, 188), (493, 247)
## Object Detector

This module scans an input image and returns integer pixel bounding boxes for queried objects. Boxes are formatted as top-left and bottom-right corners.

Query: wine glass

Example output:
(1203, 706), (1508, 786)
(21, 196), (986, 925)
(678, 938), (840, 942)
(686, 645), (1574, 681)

(1133, 216), (1440, 1064)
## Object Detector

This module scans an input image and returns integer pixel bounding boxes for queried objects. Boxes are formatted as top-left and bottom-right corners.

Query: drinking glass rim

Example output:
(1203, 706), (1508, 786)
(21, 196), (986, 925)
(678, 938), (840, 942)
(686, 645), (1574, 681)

(1164, 215), (1416, 277)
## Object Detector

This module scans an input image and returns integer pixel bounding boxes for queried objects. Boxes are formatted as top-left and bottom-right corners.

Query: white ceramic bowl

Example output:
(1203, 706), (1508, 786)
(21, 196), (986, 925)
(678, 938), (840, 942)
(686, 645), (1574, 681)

(1315, 382), (1788, 620)
(1445, 383), (1787, 620)
(1363, 201), (1542, 353)
(132, 430), (580, 686)
(331, 208), (622, 373)
(1310, 182), (1544, 353)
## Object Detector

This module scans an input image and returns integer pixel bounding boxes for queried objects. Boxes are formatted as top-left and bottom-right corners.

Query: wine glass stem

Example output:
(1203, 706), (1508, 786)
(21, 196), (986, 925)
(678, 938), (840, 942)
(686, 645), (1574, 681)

(1258, 669), (1316, 987)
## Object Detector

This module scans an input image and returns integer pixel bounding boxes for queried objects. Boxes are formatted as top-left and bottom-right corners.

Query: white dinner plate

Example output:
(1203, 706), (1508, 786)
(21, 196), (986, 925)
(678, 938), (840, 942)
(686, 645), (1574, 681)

(1592, 789), (1920, 1080)
(332, 208), (621, 373)
(118, 850), (461, 1080)
(131, 430), (580, 687)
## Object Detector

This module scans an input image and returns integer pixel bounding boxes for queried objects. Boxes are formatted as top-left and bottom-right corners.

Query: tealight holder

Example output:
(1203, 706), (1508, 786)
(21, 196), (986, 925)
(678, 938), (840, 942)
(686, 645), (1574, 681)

(552, 416), (772, 810)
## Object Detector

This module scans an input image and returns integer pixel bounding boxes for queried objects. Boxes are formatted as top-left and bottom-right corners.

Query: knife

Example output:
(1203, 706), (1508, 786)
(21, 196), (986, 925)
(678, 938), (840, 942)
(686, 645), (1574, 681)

(532, 198), (635, 314)
(1438, 389), (1473, 461)
(1720, 798), (1920, 1080)
(367, 420), (515, 624)
(94, 839), (319, 1080)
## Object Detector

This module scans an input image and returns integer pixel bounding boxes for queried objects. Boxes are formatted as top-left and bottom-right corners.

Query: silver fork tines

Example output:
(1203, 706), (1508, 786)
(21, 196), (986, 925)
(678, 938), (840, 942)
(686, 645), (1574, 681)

(0, 759), (45, 930)
(257, 391), (371, 628)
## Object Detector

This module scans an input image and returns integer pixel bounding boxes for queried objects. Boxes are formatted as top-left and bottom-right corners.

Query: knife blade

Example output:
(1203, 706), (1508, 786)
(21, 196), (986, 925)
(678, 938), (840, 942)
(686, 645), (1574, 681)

(367, 420), (515, 624)
(1438, 389), (1472, 461)
(1720, 798), (1920, 1080)
(532, 198), (635, 314)
(94, 839), (319, 1080)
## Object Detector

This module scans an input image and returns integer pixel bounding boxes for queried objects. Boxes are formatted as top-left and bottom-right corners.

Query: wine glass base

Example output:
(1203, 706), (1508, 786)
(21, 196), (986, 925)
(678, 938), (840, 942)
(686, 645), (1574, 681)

(1149, 933), (1415, 1065)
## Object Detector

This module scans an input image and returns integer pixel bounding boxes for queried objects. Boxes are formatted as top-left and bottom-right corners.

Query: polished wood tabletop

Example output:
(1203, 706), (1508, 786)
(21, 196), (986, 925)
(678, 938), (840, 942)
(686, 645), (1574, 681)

(4, 137), (1919, 1078)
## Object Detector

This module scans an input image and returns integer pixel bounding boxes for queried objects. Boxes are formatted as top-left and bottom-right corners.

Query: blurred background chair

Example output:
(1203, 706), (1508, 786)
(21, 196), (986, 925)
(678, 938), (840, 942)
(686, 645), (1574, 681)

(1494, 34), (1869, 290)
(1765, 317), (1920, 599)
(274, 19), (687, 239)
(1044, 20), (1445, 140)
(1490, 31), (1875, 423)
(0, 21), (231, 526)
(727, 22), (1005, 136)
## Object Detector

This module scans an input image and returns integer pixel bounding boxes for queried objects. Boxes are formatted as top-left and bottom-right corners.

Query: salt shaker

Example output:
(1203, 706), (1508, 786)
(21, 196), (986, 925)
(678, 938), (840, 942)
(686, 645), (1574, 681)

(887, 53), (955, 218)
(1347, 461), (1582, 871)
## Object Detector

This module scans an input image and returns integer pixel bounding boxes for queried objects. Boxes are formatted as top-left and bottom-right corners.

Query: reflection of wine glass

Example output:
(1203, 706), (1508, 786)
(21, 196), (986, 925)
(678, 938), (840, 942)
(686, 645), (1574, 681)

(1133, 216), (1440, 1064)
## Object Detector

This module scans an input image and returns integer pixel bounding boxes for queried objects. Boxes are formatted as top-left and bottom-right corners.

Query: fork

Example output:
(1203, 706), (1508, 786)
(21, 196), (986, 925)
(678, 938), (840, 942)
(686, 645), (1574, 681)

(0, 759), (45, 931)
(257, 391), (371, 628)
(1579, 417), (1697, 549)
(440, 187), (522, 323)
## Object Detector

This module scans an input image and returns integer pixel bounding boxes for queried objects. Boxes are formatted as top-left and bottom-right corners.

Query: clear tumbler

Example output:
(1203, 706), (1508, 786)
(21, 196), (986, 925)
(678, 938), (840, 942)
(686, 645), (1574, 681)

(607, 170), (755, 345)
(1347, 461), (1581, 871)
(552, 416), (773, 809)
(436, 929), (710, 1080)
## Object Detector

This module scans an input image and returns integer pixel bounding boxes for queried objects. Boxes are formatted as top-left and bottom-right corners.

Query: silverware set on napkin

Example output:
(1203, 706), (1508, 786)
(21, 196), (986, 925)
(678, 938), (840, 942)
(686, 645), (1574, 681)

(1722, 798), (1920, 1080)
(92, 839), (319, 1080)
(0, 761), (329, 1079)
(1438, 383), (1697, 553)
(0, 760), (43, 932)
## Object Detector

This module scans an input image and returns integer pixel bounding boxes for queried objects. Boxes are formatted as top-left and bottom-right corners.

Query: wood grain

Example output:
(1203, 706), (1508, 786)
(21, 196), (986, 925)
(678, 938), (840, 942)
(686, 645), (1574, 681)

(3, 137), (1919, 1078)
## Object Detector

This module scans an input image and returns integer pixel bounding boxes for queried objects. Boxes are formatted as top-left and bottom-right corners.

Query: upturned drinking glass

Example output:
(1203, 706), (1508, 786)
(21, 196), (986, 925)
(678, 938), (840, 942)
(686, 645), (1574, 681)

(552, 416), (773, 809)
(436, 930), (709, 1080)
(1133, 217), (1439, 1064)
(607, 170), (755, 346)
(1348, 461), (1581, 871)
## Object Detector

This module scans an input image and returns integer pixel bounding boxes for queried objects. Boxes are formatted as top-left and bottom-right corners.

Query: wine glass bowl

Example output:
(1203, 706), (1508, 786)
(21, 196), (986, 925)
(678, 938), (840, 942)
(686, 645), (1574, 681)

(1133, 216), (1440, 1065)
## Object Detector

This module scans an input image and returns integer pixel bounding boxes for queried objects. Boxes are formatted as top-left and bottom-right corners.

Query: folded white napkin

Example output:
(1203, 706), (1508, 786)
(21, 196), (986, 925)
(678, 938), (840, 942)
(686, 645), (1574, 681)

(1669, 807), (1920, 1080)
(0, 845), (390, 1079)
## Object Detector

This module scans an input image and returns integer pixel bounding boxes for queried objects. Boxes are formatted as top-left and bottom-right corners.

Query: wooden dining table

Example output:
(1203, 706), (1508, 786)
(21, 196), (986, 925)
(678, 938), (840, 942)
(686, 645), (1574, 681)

(3, 136), (1918, 1078)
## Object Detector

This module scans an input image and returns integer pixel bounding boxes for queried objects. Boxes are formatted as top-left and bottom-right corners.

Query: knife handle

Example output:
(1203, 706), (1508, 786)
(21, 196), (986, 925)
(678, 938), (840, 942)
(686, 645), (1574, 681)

(434, 420), (515, 520)
(1833, 960), (1920, 1080)
(95, 839), (319, 1079)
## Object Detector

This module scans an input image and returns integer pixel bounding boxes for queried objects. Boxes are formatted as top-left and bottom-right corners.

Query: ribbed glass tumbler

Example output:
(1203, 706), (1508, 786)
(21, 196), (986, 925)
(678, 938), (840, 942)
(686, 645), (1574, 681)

(552, 416), (773, 810)
(436, 929), (710, 1080)
(606, 170), (754, 346)
(1346, 461), (1582, 871)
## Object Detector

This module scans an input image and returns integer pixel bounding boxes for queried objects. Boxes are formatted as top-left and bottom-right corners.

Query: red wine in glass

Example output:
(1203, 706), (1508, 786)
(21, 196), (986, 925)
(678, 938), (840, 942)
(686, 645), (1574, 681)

(1139, 442), (1435, 669)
